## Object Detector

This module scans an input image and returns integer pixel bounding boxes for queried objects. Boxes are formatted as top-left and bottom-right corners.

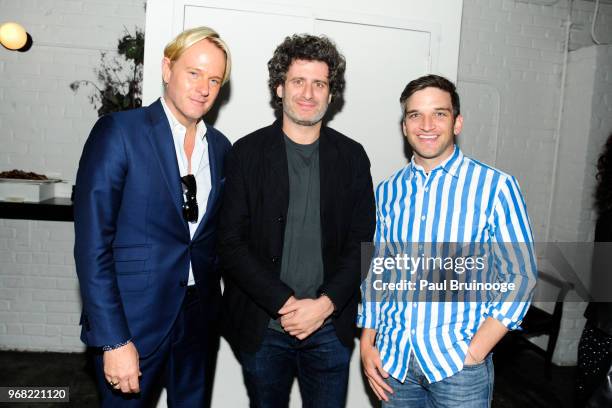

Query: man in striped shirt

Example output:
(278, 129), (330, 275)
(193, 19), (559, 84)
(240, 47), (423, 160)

(358, 74), (537, 407)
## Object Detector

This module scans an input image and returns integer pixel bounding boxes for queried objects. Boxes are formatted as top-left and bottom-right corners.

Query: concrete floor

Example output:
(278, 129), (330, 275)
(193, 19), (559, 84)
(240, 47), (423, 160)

(0, 338), (575, 408)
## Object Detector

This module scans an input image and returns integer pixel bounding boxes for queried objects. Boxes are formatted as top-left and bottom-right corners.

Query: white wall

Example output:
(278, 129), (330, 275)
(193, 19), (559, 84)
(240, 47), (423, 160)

(1, 0), (612, 393)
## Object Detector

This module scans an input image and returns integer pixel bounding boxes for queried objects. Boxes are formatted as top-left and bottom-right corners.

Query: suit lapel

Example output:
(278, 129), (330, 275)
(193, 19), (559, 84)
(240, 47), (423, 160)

(146, 100), (188, 231)
(193, 130), (218, 239)
(266, 122), (290, 213)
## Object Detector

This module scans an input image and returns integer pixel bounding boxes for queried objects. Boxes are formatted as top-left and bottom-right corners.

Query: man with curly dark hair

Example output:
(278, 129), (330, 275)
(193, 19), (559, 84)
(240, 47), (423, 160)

(218, 34), (375, 407)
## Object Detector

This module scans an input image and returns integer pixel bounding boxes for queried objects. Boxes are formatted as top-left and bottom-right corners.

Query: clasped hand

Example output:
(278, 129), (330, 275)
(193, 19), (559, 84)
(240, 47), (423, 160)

(277, 295), (334, 340)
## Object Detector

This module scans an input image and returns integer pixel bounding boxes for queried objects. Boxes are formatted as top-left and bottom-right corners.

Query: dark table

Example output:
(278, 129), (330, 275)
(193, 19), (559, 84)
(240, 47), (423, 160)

(0, 197), (73, 222)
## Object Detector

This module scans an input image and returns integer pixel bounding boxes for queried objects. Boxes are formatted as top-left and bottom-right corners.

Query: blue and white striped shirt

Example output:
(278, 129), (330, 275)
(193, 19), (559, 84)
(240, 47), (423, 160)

(357, 146), (537, 383)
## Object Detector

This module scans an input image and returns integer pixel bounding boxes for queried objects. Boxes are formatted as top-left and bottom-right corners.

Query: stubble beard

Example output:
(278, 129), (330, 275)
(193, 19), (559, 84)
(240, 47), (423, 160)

(283, 99), (328, 127)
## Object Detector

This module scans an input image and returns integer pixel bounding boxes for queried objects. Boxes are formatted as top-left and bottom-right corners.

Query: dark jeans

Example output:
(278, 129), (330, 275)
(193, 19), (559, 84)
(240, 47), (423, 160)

(238, 323), (351, 408)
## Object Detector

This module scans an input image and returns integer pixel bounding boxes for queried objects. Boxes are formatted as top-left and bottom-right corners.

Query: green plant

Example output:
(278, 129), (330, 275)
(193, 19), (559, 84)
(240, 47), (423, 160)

(70, 28), (144, 117)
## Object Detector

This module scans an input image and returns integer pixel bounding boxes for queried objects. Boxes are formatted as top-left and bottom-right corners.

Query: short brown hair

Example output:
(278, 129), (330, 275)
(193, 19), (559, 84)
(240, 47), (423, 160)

(400, 74), (460, 119)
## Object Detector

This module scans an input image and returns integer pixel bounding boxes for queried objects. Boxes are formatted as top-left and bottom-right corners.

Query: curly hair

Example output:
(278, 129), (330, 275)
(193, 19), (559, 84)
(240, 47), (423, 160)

(267, 34), (346, 111)
(595, 132), (612, 214)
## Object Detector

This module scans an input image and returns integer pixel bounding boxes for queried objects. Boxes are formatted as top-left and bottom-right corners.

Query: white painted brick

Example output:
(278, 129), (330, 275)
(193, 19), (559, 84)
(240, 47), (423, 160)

(0, 312), (20, 324)
(31, 290), (65, 302)
(30, 335), (61, 349)
(6, 324), (23, 335)
(514, 46), (541, 59)
(45, 301), (78, 313)
(23, 277), (57, 289)
(45, 326), (62, 336)
(506, 34), (532, 48)
(508, 12), (533, 25)
(10, 300), (45, 313)
(47, 265), (76, 278)
(0, 300), (9, 311)
(61, 335), (85, 349)
(1, 277), (24, 288)
(62, 290), (81, 302)
(69, 313), (81, 325)
(15, 253), (32, 264)
(0, 288), (19, 301)
(19, 312), (46, 324)
(522, 24), (550, 38)
(0, 252), (15, 264)
(0, 336), (28, 349)
(46, 313), (71, 325)
(23, 324), (45, 336)
(532, 37), (562, 51)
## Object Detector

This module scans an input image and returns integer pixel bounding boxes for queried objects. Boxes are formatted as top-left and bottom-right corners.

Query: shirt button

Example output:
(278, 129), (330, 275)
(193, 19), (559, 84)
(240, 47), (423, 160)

(413, 303), (417, 308)
(424, 187), (429, 192)
(411, 329), (416, 335)
(421, 215), (426, 221)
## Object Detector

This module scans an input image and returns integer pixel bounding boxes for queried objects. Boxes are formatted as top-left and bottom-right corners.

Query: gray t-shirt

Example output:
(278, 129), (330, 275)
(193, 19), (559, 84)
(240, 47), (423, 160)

(269, 134), (325, 332)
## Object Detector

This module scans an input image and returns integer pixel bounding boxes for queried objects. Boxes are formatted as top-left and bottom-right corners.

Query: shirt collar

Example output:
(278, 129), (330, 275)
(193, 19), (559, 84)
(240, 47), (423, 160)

(160, 96), (207, 140)
(408, 145), (464, 179)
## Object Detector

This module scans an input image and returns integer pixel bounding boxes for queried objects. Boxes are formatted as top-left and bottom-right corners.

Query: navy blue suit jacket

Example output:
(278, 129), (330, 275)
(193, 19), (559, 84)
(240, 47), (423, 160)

(74, 99), (231, 358)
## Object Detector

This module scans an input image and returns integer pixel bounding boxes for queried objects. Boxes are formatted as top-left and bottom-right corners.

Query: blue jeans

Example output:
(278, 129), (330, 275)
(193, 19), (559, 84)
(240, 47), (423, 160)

(238, 324), (351, 408)
(383, 353), (494, 408)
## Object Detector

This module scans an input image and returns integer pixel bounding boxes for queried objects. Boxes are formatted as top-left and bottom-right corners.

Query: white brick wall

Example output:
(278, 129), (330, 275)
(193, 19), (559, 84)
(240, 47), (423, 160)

(0, 0), (145, 352)
(1, 0), (611, 365)
(457, 0), (612, 365)
(0, 219), (82, 351)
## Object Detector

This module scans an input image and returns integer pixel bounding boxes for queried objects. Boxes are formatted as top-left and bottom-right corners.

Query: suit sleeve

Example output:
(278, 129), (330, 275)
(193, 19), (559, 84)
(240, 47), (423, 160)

(318, 145), (376, 315)
(73, 115), (131, 347)
(218, 145), (294, 317)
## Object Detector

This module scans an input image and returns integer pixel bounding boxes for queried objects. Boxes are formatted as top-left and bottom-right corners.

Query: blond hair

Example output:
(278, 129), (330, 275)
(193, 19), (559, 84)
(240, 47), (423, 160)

(164, 26), (231, 84)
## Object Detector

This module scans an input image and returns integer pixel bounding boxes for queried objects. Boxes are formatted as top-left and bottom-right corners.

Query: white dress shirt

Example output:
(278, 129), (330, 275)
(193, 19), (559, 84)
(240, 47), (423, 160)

(161, 97), (211, 286)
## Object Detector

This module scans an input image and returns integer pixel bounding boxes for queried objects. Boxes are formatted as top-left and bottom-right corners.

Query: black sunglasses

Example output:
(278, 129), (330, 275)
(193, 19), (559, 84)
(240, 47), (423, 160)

(181, 174), (198, 223)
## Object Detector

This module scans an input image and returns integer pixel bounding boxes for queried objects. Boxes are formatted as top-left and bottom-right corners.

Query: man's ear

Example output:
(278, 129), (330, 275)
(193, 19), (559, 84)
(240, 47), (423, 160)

(161, 57), (172, 85)
(276, 84), (284, 99)
(453, 114), (464, 136)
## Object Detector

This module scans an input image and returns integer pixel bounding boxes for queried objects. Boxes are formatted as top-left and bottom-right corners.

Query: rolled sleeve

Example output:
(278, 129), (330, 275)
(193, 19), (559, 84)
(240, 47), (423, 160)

(485, 176), (538, 330)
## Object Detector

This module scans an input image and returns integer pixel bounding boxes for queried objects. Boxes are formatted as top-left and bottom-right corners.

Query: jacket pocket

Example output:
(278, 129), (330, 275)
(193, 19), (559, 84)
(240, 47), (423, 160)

(112, 244), (151, 275)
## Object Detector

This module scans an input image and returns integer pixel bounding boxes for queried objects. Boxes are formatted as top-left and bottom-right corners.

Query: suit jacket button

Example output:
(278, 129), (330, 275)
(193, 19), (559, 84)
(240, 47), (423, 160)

(276, 216), (284, 223)
(271, 256), (279, 264)
(179, 280), (187, 287)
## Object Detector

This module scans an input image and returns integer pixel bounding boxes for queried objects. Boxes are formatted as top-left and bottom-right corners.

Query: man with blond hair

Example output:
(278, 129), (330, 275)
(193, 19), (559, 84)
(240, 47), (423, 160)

(74, 26), (231, 407)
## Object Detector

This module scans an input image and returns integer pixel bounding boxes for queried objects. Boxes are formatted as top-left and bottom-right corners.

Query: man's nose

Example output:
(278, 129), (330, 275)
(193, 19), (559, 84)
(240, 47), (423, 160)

(421, 115), (434, 130)
(196, 77), (210, 96)
(302, 83), (313, 99)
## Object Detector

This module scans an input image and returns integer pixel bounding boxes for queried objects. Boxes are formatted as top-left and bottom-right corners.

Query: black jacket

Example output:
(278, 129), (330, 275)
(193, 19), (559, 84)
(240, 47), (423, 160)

(218, 121), (375, 352)
(584, 211), (612, 336)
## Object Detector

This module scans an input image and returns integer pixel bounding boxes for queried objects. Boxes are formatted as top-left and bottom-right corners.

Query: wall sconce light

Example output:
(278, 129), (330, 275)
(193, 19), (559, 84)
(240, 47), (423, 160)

(0, 22), (28, 50)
